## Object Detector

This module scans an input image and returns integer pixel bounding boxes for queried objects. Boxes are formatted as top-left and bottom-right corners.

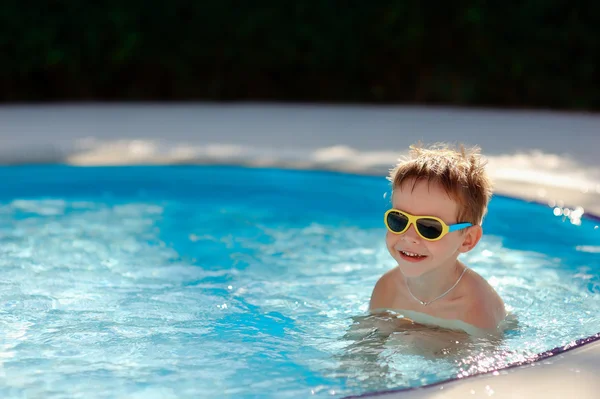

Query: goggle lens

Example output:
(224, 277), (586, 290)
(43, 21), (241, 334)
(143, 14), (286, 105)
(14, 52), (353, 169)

(415, 218), (444, 239)
(386, 211), (409, 233)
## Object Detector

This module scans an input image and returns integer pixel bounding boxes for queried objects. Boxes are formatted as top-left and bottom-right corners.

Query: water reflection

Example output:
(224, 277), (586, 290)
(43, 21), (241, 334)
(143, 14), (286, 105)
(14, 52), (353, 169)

(332, 313), (510, 394)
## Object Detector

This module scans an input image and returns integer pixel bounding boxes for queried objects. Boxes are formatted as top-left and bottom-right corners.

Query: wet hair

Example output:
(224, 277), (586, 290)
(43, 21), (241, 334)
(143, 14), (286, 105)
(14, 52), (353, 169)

(388, 142), (493, 225)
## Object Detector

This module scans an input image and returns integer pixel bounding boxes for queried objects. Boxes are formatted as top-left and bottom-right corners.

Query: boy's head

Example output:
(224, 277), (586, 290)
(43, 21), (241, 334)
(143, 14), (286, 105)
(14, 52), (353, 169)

(388, 142), (493, 226)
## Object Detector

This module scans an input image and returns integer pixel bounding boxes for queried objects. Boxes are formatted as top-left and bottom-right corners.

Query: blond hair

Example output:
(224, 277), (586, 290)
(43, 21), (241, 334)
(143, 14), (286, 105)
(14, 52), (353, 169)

(388, 142), (493, 225)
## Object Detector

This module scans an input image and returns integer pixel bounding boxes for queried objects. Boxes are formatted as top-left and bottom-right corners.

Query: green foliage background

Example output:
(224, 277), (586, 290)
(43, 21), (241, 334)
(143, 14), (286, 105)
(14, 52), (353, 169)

(1, 1), (598, 109)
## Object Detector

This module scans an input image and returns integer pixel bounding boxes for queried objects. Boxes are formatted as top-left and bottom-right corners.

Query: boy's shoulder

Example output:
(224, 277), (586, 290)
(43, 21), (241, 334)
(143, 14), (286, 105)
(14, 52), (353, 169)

(458, 268), (506, 330)
(369, 267), (403, 311)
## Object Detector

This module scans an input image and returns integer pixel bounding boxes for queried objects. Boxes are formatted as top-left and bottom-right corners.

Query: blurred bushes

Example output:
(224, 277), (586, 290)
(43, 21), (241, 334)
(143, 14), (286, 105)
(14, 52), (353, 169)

(0, 1), (599, 109)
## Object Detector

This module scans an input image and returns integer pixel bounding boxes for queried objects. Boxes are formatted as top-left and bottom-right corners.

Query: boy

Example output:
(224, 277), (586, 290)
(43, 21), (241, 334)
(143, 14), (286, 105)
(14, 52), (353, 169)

(369, 143), (506, 336)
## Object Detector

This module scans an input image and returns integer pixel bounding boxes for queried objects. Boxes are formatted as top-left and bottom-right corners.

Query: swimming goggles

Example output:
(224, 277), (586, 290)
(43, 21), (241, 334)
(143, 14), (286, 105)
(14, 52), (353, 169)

(384, 209), (472, 241)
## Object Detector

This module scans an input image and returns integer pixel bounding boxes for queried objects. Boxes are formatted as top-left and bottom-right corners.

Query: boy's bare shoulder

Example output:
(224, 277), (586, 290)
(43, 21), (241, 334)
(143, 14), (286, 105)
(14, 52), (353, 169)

(369, 267), (403, 311)
(459, 268), (506, 330)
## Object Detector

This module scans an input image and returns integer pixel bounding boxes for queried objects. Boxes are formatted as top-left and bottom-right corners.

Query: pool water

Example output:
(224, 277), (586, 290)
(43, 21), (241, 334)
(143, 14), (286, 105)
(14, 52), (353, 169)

(0, 165), (598, 398)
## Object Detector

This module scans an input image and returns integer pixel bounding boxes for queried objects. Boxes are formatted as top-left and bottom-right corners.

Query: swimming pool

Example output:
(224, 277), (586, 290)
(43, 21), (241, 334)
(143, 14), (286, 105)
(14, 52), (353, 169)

(0, 165), (598, 398)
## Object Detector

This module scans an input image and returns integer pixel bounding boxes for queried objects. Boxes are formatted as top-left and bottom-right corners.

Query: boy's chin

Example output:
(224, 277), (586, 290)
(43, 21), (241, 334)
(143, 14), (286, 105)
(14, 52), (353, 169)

(397, 262), (434, 278)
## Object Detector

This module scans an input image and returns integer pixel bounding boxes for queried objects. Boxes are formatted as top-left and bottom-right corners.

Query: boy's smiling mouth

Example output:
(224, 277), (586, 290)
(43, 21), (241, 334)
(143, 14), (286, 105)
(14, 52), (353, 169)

(399, 250), (427, 262)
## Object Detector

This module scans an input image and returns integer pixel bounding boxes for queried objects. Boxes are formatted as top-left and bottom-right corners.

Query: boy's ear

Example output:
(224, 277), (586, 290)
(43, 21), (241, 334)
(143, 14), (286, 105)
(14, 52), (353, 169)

(458, 225), (482, 253)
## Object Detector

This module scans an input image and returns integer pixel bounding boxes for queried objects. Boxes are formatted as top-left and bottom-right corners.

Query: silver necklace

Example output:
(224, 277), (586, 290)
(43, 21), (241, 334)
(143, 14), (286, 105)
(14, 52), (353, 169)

(406, 267), (468, 306)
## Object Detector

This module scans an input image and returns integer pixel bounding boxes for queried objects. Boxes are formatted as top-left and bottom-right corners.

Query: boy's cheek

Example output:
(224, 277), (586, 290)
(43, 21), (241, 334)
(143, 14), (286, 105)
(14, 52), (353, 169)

(384, 231), (396, 246)
(384, 236), (399, 255)
(385, 234), (403, 253)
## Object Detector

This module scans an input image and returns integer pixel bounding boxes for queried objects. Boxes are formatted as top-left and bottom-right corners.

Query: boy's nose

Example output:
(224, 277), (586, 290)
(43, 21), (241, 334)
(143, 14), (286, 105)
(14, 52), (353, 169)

(401, 224), (421, 243)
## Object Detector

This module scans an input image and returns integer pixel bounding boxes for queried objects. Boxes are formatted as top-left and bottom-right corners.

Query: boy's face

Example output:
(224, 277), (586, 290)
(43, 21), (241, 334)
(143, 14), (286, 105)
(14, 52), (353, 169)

(386, 179), (480, 278)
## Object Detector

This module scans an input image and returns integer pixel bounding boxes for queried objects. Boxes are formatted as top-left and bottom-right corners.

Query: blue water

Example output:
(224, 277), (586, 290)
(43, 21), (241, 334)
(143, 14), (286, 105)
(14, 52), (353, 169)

(0, 165), (598, 398)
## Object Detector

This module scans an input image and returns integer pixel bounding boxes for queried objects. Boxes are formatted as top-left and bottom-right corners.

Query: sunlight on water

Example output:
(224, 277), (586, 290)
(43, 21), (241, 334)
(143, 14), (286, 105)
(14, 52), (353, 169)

(0, 166), (598, 399)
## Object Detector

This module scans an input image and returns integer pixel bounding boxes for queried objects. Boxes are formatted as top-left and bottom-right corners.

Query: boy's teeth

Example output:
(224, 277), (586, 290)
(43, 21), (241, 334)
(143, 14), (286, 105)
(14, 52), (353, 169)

(402, 250), (423, 257)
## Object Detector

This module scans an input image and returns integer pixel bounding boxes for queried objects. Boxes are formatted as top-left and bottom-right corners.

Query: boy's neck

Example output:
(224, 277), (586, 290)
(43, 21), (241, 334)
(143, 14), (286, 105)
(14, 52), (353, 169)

(403, 260), (464, 304)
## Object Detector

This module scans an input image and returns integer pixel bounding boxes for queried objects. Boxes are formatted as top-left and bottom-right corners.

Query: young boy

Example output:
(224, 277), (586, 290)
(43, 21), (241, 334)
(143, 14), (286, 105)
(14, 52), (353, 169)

(369, 143), (506, 336)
